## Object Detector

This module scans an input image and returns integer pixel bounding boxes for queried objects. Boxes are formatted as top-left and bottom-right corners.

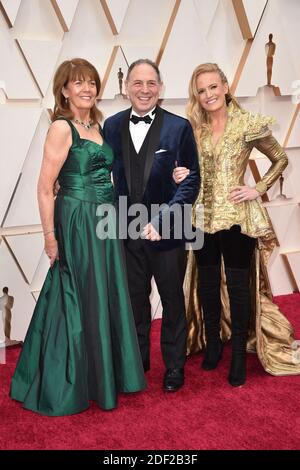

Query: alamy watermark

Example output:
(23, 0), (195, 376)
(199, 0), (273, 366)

(95, 197), (204, 250)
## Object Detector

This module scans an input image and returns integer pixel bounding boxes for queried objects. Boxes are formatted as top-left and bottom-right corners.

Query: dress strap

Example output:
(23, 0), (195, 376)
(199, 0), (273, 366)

(54, 116), (80, 146)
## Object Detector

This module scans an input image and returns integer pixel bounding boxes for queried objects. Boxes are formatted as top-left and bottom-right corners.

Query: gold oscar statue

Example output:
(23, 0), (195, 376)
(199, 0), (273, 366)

(118, 67), (124, 95)
(115, 67), (127, 99)
(276, 174), (287, 200)
(265, 33), (280, 96)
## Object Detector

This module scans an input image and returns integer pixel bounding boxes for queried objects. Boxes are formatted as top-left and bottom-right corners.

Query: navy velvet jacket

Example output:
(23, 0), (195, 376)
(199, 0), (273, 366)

(103, 106), (200, 250)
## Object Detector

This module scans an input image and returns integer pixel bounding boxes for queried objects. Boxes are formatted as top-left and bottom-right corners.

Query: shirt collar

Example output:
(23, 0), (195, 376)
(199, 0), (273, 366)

(130, 106), (157, 118)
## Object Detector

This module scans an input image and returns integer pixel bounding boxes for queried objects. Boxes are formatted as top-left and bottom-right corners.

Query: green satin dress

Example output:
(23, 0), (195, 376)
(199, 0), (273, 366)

(10, 119), (146, 416)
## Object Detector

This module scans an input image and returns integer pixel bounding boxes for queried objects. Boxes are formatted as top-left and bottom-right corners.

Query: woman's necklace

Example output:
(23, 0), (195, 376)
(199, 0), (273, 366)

(74, 119), (92, 130)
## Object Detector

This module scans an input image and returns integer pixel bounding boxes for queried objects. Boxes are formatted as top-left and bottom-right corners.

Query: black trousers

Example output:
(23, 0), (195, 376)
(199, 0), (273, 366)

(194, 225), (256, 269)
(125, 239), (187, 370)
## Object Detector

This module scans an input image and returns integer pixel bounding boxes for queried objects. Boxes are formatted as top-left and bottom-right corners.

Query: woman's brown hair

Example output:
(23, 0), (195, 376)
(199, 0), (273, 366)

(52, 58), (102, 124)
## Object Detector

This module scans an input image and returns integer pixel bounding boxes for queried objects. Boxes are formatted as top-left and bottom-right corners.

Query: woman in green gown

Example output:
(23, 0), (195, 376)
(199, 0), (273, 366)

(10, 58), (146, 416)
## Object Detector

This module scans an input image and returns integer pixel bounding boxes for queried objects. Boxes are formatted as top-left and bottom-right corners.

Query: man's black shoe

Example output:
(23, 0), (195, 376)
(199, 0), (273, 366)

(163, 368), (184, 392)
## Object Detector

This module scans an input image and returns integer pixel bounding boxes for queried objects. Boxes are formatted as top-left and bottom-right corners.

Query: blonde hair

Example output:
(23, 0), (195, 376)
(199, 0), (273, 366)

(186, 63), (240, 146)
(52, 58), (102, 124)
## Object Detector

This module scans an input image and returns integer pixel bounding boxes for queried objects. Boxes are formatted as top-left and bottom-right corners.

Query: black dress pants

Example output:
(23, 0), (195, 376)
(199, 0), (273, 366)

(194, 225), (256, 269)
(125, 239), (187, 370)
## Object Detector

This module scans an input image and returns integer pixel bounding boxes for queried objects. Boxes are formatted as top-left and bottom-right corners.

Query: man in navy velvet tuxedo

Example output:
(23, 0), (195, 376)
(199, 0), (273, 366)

(103, 59), (200, 392)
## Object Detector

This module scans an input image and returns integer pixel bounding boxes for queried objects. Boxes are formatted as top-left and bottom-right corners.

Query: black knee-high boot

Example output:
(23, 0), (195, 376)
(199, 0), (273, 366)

(225, 267), (251, 386)
(198, 265), (223, 370)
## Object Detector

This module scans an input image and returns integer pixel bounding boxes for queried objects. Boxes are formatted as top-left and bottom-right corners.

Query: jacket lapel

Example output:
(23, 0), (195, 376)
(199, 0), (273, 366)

(142, 106), (164, 195)
(121, 109), (132, 194)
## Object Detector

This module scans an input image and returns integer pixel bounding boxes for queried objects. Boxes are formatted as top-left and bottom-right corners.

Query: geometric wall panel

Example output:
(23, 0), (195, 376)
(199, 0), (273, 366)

(278, 0), (300, 80)
(282, 252), (300, 292)
(0, 13), (40, 99)
(0, 107), (42, 224)
(287, 110), (300, 148)
(0, 241), (36, 341)
(43, 0), (115, 109)
(281, 148), (300, 200)
(0, 0), (22, 27)
(18, 40), (62, 96)
(5, 233), (44, 284)
(118, 0), (176, 66)
(236, 0), (299, 96)
(160, 0), (211, 99)
(194, 0), (219, 37)
(4, 111), (50, 227)
(233, 0), (268, 38)
(101, 47), (129, 99)
(239, 89), (295, 145)
(206, 0), (245, 83)
(13, 0), (63, 39)
(267, 204), (300, 252)
(160, 0), (244, 98)
(51, 0), (80, 31)
(30, 251), (49, 294)
(103, 0), (130, 34)
(268, 248), (294, 295)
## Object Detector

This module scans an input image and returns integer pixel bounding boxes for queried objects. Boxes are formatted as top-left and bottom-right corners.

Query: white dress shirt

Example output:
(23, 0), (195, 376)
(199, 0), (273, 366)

(129, 107), (156, 153)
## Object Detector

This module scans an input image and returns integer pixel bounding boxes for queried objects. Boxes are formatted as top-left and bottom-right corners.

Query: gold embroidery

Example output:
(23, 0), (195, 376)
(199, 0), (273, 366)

(192, 103), (288, 237)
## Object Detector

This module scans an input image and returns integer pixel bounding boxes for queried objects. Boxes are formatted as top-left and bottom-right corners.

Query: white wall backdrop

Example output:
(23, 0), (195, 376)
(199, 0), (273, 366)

(0, 0), (299, 340)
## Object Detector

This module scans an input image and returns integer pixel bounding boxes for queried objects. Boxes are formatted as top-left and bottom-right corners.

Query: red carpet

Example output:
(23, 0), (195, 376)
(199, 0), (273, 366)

(0, 294), (300, 450)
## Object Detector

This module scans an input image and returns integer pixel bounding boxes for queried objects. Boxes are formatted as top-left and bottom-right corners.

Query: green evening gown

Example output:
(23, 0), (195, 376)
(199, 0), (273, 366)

(10, 119), (146, 416)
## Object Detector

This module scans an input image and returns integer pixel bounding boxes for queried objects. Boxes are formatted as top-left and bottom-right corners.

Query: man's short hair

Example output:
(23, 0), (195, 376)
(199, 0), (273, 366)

(3, 287), (8, 294)
(126, 59), (162, 83)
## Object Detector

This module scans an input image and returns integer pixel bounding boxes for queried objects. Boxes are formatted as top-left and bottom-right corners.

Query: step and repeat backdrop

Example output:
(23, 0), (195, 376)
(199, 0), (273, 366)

(0, 0), (299, 340)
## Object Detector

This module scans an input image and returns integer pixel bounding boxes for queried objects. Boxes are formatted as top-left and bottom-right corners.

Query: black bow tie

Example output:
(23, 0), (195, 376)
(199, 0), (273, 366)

(130, 114), (152, 125)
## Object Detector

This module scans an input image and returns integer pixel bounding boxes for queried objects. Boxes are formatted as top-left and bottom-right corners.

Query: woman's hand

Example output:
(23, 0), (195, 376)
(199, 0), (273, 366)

(44, 233), (59, 267)
(53, 180), (60, 196)
(229, 185), (260, 203)
(173, 166), (190, 184)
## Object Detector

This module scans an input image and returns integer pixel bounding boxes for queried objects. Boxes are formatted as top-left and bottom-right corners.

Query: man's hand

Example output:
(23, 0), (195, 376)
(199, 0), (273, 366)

(142, 223), (162, 241)
(53, 180), (60, 196)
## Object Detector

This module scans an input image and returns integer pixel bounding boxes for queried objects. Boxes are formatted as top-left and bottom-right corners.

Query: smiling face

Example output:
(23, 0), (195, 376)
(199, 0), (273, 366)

(62, 77), (97, 114)
(196, 71), (228, 114)
(125, 63), (162, 116)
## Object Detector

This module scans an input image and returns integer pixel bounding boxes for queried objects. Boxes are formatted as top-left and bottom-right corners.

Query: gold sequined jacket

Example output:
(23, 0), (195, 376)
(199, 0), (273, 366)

(192, 102), (288, 237)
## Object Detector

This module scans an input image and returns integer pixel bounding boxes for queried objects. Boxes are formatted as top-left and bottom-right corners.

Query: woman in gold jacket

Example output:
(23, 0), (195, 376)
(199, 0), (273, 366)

(173, 63), (300, 386)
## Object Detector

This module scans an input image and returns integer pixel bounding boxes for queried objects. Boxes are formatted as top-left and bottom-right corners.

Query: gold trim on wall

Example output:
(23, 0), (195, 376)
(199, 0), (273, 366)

(98, 45), (119, 99)
(1, 173), (22, 227)
(1, 236), (30, 284)
(100, 0), (118, 35)
(281, 254), (300, 293)
(50, 0), (68, 32)
(15, 40), (43, 97)
(231, 39), (253, 95)
(0, 1), (12, 28)
(232, 0), (252, 39)
(0, 225), (42, 237)
(156, 0), (181, 66)
(283, 104), (300, 148)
